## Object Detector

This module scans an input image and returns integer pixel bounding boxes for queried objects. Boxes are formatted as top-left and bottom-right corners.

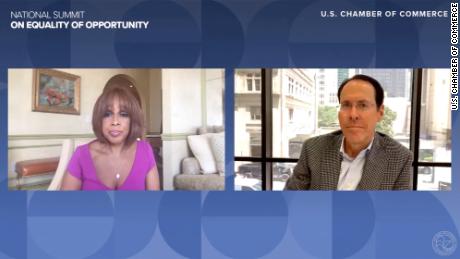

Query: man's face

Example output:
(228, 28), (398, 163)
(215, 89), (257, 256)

(338, 79), (384, 149)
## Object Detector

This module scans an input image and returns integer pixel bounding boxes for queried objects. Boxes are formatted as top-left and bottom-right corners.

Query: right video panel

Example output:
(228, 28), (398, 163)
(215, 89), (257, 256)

(234, 69), (451, 191)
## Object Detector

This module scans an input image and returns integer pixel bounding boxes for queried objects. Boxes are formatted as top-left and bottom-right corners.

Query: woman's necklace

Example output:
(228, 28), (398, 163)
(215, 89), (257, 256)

(111, 142), (135, 190)
(115, 173), (121, 190)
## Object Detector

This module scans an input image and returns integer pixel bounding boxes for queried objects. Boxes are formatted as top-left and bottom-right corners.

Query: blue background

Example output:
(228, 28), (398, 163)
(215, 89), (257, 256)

(0, 0), (458, 258)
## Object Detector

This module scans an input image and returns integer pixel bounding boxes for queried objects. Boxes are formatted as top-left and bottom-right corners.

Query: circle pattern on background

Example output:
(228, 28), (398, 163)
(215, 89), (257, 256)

(289, 0), (376, 67)
(289, 192), (333, 258)
(417, 2), (451, 67)
(27, 0), (71, 67)
(28, 192), (114, 258)
(114, 0), (200, 67)
(202, 192), (288, 258)
(373, 192), (460, 258)
(87, 192), (162, 259)
(332, 192), (375, 258)
(0, 1), (457, 258)
(158, 192), (202, 258)
(242, 0), (308, 66)
(0, 192), (27, 259)
(201, 0), (244, 66)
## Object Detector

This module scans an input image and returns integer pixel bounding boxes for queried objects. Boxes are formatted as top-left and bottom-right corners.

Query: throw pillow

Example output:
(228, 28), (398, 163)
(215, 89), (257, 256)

(209, 132), (225, 175)
(187, 134), (217, 174)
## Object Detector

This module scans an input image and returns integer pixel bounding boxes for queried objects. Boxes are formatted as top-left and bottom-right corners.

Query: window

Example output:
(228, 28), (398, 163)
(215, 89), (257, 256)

(255, 78), (261, 91)
(235, 68), (451, 191)
(415, 69), (451, 190)
(249, 133), (262, 157)
(247, 78), (253, 91)
(250, 106), (261, 120)
(235, 69), (262, 159)
(289, 108), (294, 121)
(246, 72), (261, 92)
(329, 92), (336, 104)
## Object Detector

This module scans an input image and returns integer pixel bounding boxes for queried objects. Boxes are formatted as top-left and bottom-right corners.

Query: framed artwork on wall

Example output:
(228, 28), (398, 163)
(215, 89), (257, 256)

(32, 69), (81, 115)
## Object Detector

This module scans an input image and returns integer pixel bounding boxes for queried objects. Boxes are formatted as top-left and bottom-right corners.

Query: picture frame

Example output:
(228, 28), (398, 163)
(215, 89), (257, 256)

(32, 69), (81, 115)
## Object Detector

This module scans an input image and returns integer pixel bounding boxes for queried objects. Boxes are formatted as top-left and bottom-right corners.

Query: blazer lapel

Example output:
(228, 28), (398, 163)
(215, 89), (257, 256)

(319, 134), (342, 190)
(358, 134), (388, 190)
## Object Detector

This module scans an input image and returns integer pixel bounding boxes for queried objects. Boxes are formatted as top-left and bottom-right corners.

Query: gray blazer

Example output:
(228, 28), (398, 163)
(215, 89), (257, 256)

(284, 131), (413, 190)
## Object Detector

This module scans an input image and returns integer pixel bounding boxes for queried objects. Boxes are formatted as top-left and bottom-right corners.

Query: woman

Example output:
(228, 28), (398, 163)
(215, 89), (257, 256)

(61, 84), (160, 190)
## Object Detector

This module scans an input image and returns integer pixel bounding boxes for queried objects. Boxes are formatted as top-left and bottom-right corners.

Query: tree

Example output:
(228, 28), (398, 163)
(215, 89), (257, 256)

(376, 107), (397, 136)
(318, 106), (338, 128)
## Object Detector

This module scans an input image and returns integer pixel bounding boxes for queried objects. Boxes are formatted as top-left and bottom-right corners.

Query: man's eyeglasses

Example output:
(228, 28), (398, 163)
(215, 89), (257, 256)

(339, 101), (375, 112)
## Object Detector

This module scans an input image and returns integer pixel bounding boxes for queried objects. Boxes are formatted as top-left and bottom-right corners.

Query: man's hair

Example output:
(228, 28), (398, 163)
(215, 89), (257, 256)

(337, 74), (384, 108)
(92, 85), (145, 148)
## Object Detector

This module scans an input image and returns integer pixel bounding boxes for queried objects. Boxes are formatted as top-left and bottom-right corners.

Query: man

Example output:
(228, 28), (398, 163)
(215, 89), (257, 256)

(285, 74), (413, 190)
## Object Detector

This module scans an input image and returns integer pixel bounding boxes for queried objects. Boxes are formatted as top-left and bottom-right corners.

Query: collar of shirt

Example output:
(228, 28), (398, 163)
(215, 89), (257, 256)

(337, 135), (374, 190)
(339, 135), (374, 161)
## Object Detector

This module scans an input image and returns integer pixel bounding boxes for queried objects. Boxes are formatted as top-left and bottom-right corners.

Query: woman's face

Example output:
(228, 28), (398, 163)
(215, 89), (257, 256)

(102, 96), (130, 146)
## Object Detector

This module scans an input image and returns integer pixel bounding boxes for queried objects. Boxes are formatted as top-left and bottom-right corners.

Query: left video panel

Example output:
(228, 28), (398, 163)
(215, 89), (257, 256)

(8, 68), (225, 191)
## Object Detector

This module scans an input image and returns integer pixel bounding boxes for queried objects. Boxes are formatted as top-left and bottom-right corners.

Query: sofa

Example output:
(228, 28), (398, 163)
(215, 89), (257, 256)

(173, 126), (225, 190)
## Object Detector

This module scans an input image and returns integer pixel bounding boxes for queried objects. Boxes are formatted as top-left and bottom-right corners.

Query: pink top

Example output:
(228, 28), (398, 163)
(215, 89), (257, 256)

(67, 140), (156, 190)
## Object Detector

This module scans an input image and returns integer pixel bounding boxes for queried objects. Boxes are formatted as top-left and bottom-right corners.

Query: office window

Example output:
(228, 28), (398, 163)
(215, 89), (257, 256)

(235, 69), (261, 158)
(416, 69), (452, 190)
(419, 69), (451, 162)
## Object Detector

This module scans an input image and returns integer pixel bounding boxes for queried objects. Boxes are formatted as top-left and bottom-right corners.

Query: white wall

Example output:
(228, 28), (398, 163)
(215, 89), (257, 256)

(162, 69), (203, 133)
(162, 69), (202, 190)
(205, 69), (225, 126)
(161, 69), (225, 190)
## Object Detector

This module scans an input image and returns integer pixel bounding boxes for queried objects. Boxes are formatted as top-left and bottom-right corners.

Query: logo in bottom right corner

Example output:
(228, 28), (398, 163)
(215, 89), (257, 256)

(432, 231), (457, 256)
